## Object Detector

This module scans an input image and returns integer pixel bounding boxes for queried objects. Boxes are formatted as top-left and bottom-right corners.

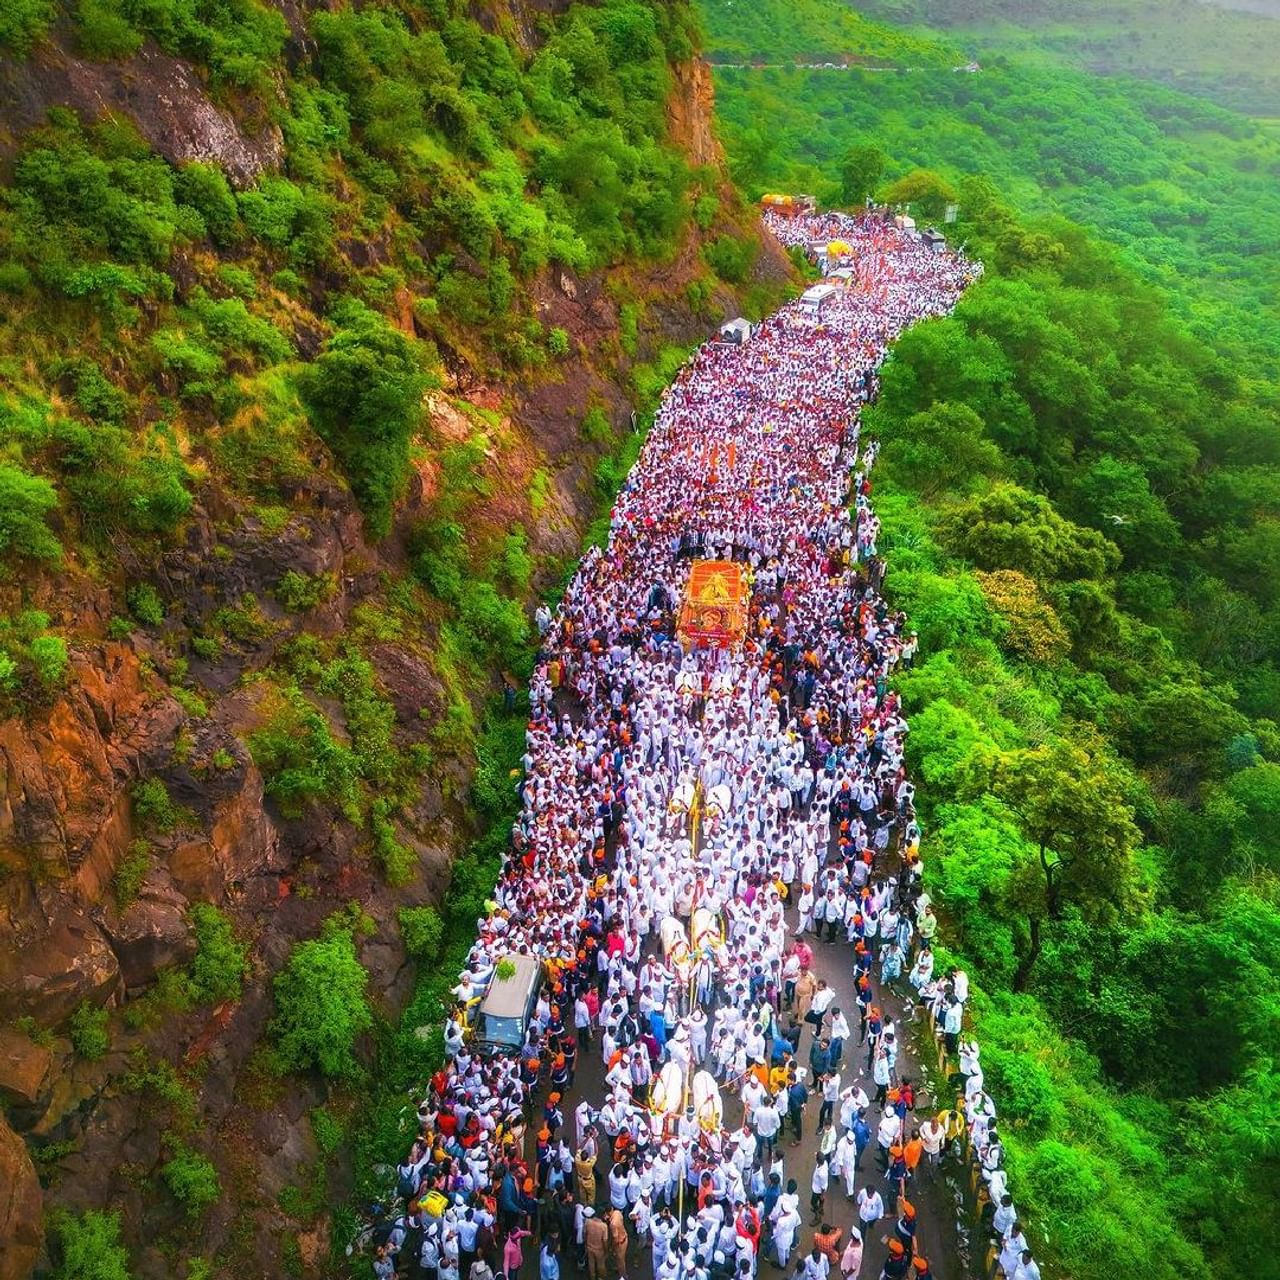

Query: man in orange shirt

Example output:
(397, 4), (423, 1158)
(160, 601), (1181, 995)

(813, 1222), (843, 1266)
(903, 1129), (924, 1186)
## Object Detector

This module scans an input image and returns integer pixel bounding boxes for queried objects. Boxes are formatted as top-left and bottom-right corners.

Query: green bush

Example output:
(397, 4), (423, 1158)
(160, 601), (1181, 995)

(216, 264), (257, 298)
(28, 633), (69, 689)
(371, 799), (415, 886)
(69, 1001), (110, 1060)
(456, 581), (529, 669)
(581, 404), (613, 446)
(0, 0), (54, 54)
(175, 163), (241, 246)
(250, 689), (362, 820)
(113, 838), (152, 907)
(275, 569), (337, 612)
(0, 463), (61, 566)
(693, 192), (720, 229)
(702, 234), (757, 285)
(37, 416), (193, 542)
(317, 652), (401, 787)
(311, 1106), (344, 1156)
(188, 903), (249, 1005)
(398, 905), (445, 961)
(238, 177), (333, 264)
(472, 711), (526, 819)
(126, 583), (165, 626)
(171, 686), (208, 718)
(131, 778), (185, 834)
(296, 300), (432, 538)
(0, 263), (32, 294)
(76, 0), (143, 58)
(411, 518), (467, 603)
(272, 923), (372, 1078)
(0, 610), (69, 705)
(161, 1144), (221, 1218)
(49, 1208), (133, 1280)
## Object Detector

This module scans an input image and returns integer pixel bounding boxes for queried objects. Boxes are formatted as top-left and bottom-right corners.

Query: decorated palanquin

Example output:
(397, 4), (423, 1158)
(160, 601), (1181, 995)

(677, 559), (749, 650)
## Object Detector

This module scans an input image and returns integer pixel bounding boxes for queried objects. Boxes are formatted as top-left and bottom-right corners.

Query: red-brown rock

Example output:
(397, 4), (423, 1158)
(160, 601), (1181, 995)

(98, 872), (195, 990)
(0, 1029), (52, 1119)
(0, 890), (121, 1025)
(0, 1115), (42, 1280)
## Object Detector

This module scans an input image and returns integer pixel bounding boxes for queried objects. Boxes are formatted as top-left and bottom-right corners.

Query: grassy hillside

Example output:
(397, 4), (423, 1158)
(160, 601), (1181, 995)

(710, 58), (1280, 367)
(696, 0), (959, 64)
(846, 0), (1280, 115)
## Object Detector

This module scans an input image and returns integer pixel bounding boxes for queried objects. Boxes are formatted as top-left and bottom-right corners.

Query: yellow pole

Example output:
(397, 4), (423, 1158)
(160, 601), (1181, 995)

(678, 782), (704, 1239)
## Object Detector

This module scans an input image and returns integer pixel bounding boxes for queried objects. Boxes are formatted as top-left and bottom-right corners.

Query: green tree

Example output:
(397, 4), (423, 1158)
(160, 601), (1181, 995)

(840, 143), (886, 206)
(188, 903), (250, 1004)
(879, 401), (1003, 497)
(398, 905), (445, 960)
(296, 300), (431, 538)
(0, 464), (61, 566)
(69, 1002), (110, 1059)
(272, 923), (372, 1077)
(939, 484), (1121, 583)
(962, 734), (1143, 989)
(0, 0), (53, 54)
(50, 1209), (133, 1280)
(161, 1145), (220, 1217)
(878, 167), (957, 221)
(1068, 456), (1182, 567)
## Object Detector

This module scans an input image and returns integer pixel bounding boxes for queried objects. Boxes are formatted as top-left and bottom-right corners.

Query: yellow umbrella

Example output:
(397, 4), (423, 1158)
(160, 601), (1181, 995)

(827, 239), (852, 256)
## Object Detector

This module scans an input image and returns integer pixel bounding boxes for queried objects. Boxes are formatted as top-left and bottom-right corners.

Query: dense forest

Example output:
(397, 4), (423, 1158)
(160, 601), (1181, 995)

(845, 0), (1280, 115)
(705, 19), (1280, 369)
(702, 0), (1280, 1277)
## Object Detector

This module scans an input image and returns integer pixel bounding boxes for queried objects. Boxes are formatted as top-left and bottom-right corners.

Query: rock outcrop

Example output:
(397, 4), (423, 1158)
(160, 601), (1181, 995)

(668, 59), (726, 171)
(98, 872), (196, 991)
(0, 44), (282, 185)
(0, 1029), (53, 1128)
(0, 1116), (42, 1280)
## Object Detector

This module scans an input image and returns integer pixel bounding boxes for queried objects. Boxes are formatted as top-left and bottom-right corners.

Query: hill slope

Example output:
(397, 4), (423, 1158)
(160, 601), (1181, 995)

(0, 1), (792, 1275)
(846, 0), (1280, 115)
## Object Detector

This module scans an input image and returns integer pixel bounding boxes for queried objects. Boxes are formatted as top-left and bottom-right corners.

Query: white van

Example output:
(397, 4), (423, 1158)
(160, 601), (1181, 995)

(473, 954), (543, 1055)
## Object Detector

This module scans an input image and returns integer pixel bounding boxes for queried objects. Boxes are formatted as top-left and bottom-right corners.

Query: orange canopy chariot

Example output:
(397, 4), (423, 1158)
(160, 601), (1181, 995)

(677, 559), (749, 650)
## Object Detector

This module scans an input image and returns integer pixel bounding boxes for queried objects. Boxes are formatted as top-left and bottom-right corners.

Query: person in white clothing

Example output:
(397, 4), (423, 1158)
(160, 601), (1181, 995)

(802, 1245), (830, 1280)
(1012, 1252), (1041, 1280)
(999, 1224), (1029, 1277)
(855, 1186), (883, 1240)
(771, 1202), (801, 1269)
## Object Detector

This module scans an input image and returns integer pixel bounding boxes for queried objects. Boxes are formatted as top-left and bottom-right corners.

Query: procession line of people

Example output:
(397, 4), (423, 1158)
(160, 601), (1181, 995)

(370, 208), (1042, 1280)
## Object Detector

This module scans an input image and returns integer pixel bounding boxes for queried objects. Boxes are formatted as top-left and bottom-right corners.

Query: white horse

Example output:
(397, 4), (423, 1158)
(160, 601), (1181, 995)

(651, 1060), (686, 1115)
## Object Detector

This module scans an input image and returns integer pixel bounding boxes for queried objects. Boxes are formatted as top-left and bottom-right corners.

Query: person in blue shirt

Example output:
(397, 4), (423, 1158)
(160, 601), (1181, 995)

(788, 1076), (810, 1143)
(809, 1036), (833, 1079)
(852, 1113), (871, 1171)
(649, 1005), (668, 1050)
(771, 1028), (794, 1065)
(539, 1241), (560, 1280)
(762, 1170), (782, 1225)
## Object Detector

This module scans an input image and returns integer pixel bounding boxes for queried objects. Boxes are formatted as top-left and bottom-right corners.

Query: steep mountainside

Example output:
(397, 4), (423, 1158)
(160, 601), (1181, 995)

(0, 1), (792, 1275)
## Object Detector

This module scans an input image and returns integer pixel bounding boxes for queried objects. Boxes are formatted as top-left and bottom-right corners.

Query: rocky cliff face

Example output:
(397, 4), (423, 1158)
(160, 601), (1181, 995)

(0, 44), (282, 183)
(0, 5), (790, 1266)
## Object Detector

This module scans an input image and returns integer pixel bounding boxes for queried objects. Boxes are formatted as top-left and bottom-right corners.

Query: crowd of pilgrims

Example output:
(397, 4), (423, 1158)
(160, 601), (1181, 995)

(373, 213), (1041, 1280)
